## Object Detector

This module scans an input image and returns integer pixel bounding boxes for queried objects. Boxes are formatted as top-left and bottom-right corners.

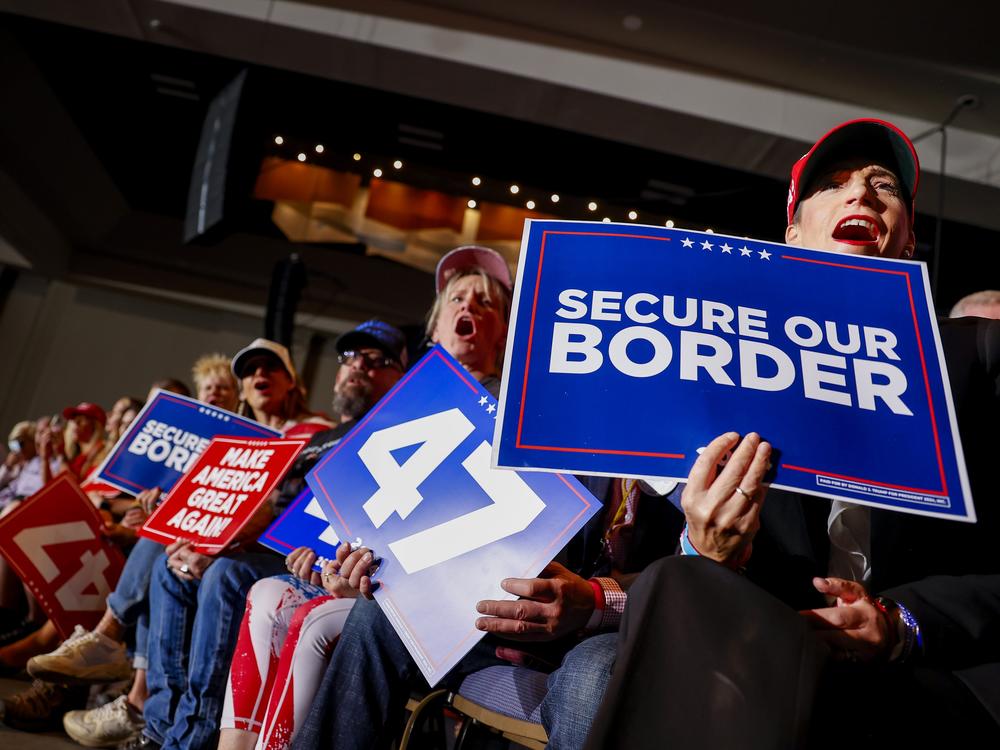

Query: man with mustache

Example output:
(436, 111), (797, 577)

(584, 120), (1000, 748)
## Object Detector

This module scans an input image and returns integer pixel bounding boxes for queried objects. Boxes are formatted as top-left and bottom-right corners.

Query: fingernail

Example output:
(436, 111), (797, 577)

(475, 619), (486, 630)
(362, 553), (372, 563)
(746, 432), (759, 441)
(476, 602), (486, 613)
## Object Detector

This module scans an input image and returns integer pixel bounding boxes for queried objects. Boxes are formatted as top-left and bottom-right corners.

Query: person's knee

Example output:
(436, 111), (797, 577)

(548, 634), (617, 708)
(542, 634), (619, 748)
(247, 575), (296, 611)
(201, 556), (262, 603)
(294, 598), (353, 656)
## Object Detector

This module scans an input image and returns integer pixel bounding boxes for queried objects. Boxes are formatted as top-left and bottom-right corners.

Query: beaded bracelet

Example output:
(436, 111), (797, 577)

(876, 596), (923, 663)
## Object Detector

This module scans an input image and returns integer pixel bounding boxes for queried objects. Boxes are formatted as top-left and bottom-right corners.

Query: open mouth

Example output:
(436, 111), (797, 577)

(455, 315), (476, 337)
(833, 216), (879, 245)
(253, 379), (272, 394)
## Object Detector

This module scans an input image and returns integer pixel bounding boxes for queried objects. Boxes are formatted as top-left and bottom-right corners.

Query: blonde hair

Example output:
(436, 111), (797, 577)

(425, 268), (512, 373)
(191, 353), (237, 391)
(8, 421), (34, 444)
(425, 269), (511, 336)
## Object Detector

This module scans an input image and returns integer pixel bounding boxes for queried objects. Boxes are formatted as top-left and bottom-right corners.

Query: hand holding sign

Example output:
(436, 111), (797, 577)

(94, 390), (282, 496)
(140, 436), (306, 554)
(475, 561), (595, 640)
(495, 220), (973, 522)
(681, 432), (772, 566)
(307, 346), (600, 685)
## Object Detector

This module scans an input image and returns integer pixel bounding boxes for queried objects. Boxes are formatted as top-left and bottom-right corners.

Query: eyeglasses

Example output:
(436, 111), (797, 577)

(337, 350), (401, 370)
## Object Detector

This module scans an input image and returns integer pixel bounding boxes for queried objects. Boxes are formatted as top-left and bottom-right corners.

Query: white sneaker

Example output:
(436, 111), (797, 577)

(63, 695), (145, 748)
(27, 624), (133, 684)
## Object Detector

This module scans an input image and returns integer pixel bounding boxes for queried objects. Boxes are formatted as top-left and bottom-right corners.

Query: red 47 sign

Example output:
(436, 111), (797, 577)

(0, 474), (125, 638)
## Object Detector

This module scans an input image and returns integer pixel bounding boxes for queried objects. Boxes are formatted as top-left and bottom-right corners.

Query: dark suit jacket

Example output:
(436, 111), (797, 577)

(746, 317), (1000, 720)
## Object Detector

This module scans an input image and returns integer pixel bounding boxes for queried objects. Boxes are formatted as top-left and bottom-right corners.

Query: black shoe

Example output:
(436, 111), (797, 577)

(117, 734), (162, 750)
(1, 678), (88, 731)
(0, 616), (41, 648)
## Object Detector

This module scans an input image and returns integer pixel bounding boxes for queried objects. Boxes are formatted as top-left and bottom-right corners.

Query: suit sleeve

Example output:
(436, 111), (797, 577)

(882, 319), (1000, 669)
(882, 575), (1000, 669)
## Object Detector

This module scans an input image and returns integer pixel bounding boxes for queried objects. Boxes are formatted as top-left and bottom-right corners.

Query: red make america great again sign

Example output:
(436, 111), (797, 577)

(140, 436), (306, 554)
(0, 475), (126, 639)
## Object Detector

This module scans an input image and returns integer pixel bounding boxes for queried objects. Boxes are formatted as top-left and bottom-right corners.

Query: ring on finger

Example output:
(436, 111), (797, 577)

(734, 486), (752, 500)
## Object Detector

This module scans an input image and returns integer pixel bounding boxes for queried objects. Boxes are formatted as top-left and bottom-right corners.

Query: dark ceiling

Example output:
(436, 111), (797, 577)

(0, 7), (996, 318)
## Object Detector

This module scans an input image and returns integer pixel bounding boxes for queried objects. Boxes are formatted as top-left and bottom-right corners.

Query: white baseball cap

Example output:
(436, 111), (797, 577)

(231, 338), (297, 381)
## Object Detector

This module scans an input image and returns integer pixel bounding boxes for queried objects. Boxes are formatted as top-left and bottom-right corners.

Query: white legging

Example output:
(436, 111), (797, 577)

(221, 575), (355, 750)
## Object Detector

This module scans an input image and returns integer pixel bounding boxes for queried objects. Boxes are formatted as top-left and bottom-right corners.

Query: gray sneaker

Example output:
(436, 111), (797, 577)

(27, 624), (133, 684)
(63, 695), (145, 748)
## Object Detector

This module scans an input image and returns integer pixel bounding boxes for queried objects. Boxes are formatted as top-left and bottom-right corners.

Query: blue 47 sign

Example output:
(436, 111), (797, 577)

(260, 489), (342, 573)
(307, 346), (598, 685)
(493, 220), (973, 522)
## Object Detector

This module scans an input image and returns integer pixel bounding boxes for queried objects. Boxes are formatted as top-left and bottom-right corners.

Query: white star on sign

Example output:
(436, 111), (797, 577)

(478, 396), (488, 406)
(720, 243), (733, 254)
(681, 237), (694, 248)
(701, 240), (713, 251)
(486, 403), (496, 414)
(758, 249), (772, 261)
(739, 246), (752, 257)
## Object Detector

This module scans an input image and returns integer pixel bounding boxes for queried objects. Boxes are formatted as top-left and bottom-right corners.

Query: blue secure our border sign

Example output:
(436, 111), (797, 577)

(492, 219), (974, 523)
(93, 389), (282, 496)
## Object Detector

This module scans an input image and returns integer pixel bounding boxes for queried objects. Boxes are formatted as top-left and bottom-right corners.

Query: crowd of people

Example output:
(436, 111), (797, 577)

(0, 118), (997, 750)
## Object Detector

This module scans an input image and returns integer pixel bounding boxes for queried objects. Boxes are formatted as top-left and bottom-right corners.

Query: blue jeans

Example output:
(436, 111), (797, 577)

(291, 596), (613, 750)
(144, 551), (285, 750)
(107, 537), (163, 669)
(541, 633), (618, 749)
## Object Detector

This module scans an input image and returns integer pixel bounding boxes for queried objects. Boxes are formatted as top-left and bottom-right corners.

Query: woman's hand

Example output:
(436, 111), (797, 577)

(284, 546), (322, 586)
(166, 539), (216, 581)
(681, 432), (772, 566)
(136, 487), (162, 515)
(320, 543), (378, 599)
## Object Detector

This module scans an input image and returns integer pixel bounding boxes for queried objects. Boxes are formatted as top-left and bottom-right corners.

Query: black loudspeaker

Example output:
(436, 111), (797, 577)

(183, 69), (249, 243)
(265, 254), (307, 348)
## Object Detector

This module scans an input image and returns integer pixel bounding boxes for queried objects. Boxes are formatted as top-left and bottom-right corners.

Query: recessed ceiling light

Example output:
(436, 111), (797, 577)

(314, 144), (324, 153)
(602, 217), (611, 223)
(274, 136), (284, 145)
(472, 176), (482, 186)
(352, 153), (361, 161)
(665, 219), (675, 228)
(628, 210), (638, 220)
(297, 153), (306, 162)
(551, 194), (560, 203)
(526, 200), (536, 210)
(393, 160), (403, 169)
(467, 199), (477, 209)
(373, 168), (383, 177)
(510, 184), (520, 194)
(588, 201), (598, 211)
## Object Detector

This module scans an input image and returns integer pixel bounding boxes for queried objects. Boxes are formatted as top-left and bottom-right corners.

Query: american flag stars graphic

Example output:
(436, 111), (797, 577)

(678, 234), (776, 263)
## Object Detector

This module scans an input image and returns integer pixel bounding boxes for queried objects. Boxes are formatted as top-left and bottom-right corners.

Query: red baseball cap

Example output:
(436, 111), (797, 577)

(435, 245), (513, 293)
(62, 402), (107, 425)
(787, 118), (919, 225)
